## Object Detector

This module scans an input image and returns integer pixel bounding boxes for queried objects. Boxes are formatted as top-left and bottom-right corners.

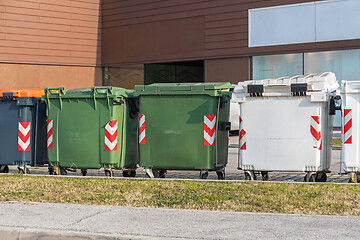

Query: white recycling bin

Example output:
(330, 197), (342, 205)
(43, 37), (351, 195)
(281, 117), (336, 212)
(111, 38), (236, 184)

(233, 72), (340, 182)
(340, 80), (360, 183)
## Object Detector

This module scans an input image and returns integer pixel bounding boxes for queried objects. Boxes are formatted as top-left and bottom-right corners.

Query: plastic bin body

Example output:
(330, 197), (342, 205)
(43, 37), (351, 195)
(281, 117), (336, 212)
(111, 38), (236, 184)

(233, 73), (339, 173)
(340, 81), (360, 173)
(134, 83), (232, 171)
(43, 87), (138, 170)
(0, 90), (47, 166)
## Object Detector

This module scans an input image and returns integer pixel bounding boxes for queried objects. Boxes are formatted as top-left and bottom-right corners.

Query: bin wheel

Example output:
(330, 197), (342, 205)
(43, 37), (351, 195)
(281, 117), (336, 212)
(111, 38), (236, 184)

(261, 171), (270, 181)
(200, 171), (208, 179)
(216, 170), (225, 180)
(60, 167), (67, 175)
(0, 165), (9, 173)
(145, 169), (159, 178)
(348, 172), (358, 183)
(81, 169), (87, 176)
(123, 170), (136, 178)
(315, 172), (327, 182)
(105, 169), (114, 177)
(18, 167), (30, 175)
(159, 170), (166, 178)
(48, 166), (55, 175)
(244, 171), (256, 181)
(152, 170), (160, 178)
(304, 173), (316, 182)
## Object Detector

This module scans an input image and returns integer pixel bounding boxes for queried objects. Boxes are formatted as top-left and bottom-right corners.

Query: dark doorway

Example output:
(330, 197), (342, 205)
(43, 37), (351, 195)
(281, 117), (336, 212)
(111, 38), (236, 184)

(144, 61), (204, 85)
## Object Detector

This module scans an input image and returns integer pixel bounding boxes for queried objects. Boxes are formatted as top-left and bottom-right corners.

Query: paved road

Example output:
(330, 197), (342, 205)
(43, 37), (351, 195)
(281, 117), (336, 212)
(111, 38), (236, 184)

(0, 202), (359, 240)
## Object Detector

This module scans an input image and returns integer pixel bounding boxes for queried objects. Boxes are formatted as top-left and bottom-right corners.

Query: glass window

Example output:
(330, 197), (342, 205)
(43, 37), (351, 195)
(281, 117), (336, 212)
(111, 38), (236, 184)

(305, 49), (360, 81)
(145, 61), (204, 85)
(252, 53), (304, 80)
(103, 65), (144, 89)
(305, 49), (360, 126)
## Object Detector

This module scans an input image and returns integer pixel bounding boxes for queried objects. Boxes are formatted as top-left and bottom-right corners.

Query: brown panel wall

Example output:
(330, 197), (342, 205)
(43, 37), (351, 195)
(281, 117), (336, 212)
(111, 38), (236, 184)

(0, 0), (101, 66)
(102, 0), (360, 66)
(0, 63), (102, 89)
(102, 16), (205, 65)
(205, 57), (250, 84)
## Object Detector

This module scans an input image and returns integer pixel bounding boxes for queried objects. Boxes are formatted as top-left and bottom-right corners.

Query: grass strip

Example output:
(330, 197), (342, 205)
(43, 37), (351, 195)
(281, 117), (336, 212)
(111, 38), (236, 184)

(333, 138), (341, 146)
(0, 175), (359, 216)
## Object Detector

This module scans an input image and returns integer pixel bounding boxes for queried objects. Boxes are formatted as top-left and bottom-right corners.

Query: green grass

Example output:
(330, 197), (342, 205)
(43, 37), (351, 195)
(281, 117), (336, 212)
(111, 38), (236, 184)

(0, 175), (359, 216)
(333, 138), (341, 146)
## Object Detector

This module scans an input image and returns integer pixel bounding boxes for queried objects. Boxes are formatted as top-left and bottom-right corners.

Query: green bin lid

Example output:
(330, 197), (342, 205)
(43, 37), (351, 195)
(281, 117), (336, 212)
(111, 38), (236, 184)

(134, 82), (232, 96)
(43, 86), (134, 99)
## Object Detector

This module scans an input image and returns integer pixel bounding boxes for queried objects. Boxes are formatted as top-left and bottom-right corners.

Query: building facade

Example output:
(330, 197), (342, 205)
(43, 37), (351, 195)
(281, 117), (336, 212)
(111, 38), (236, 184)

(1, 0), (360, 90)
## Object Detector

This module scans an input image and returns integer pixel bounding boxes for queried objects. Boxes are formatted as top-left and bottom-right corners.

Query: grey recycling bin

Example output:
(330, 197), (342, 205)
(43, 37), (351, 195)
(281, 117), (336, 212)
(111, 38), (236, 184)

(0, 89), (48, 174)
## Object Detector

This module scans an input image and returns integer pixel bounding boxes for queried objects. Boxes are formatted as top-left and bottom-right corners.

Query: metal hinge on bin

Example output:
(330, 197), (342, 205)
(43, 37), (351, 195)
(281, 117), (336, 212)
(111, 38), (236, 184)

(2, 92), (14, 98)
(248, 85), (263, 97)
(291, 83), (307, 96)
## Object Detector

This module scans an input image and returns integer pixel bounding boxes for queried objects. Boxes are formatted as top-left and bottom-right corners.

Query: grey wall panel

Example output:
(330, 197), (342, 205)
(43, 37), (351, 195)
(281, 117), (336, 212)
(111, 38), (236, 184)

(316, 0), (360, 42)
(249, 3), (316, 47)
(249, 0), (360, 47)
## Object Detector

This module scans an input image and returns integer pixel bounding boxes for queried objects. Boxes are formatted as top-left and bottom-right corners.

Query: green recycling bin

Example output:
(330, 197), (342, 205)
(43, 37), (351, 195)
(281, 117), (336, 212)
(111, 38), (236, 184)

(43, 87), (139, 177)
(134, 82), (232, 179)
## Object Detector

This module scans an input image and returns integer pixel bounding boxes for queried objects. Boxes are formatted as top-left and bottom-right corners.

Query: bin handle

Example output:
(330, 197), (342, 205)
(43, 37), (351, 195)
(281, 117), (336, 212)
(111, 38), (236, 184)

(44, 87), (67, 96)
(91, 87), (113, 95)
(44, 88), (65, 111)
(91, 87), (113, 111)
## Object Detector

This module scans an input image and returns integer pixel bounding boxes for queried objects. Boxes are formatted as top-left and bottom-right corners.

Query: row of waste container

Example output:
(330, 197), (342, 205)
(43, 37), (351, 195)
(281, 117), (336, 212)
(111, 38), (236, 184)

(0, 72), (359, 182)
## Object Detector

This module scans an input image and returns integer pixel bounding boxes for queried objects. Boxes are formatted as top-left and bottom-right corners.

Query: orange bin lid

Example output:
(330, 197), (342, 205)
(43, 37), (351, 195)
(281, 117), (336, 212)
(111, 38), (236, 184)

(0, 89), (44, 98)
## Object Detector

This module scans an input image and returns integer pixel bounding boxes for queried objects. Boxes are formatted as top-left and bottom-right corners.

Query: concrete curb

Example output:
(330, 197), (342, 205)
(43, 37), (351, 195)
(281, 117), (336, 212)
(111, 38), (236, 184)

(0, 226), (184, 240)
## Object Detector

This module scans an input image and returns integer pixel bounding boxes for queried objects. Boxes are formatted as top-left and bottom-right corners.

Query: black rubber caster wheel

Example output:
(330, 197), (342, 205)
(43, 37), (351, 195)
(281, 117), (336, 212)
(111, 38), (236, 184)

(145, 169), (159, 178)
(200, 171), (208, 179)
(244, 171), (256, 180)
(18, 168), (30, 174)
(216, 170), (225, 180)
(0, 165), (9, 173)
(105, 169), (113, 177)
(48, 166), (54, 175)
(304, 173), (316, 182)
(348, 173), (358, 183)
(123, 170), (136, 177)
(60, 167), (67, 175)
(81, 169), (87, 176)
(159, 170), (166, 178)
(315, 172), (327, 182)
(261, 171), (270, 181)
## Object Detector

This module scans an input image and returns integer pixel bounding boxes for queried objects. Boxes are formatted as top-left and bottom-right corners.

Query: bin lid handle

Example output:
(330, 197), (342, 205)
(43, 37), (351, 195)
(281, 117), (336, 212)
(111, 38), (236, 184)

(45, 87), (67, 96)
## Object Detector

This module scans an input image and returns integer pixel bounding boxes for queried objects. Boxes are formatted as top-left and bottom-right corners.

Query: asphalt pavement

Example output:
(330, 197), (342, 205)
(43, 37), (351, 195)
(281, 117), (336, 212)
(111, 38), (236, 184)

(0, 202), (359, 240)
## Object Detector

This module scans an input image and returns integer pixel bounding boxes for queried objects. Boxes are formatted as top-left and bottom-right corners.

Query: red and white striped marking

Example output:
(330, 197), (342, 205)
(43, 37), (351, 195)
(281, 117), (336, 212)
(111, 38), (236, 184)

(204, 114), (216, 146)
(139, 114), (146, 144)
(47, 119), (53, 149)
(18, 122), (30, 151)
(343, 109), (352, 144)
(105, 120), (118, 151)
(239, 117), (246, 150)
(310, 116), (321, 150)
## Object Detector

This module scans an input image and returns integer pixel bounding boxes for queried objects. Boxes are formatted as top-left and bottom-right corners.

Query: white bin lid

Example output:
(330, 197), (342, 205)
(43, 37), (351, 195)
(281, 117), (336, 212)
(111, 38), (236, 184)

(234, 72), (339, 94)
(340, 80), (360, 93)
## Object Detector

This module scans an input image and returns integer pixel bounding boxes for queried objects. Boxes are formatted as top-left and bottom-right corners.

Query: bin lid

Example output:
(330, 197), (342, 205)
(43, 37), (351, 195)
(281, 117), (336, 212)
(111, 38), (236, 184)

(134, 82), (232, 96)
(44, 87), (133, 98)
(0, 89), (44, 98)
(340, 80), (360, 94)
(234, 72), (339, 95)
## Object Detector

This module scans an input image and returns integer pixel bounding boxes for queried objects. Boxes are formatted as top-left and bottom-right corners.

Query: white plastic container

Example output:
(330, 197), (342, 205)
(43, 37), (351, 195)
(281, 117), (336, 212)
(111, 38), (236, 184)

(233, 72), (339, 182)
(340, 80), (360, 183)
